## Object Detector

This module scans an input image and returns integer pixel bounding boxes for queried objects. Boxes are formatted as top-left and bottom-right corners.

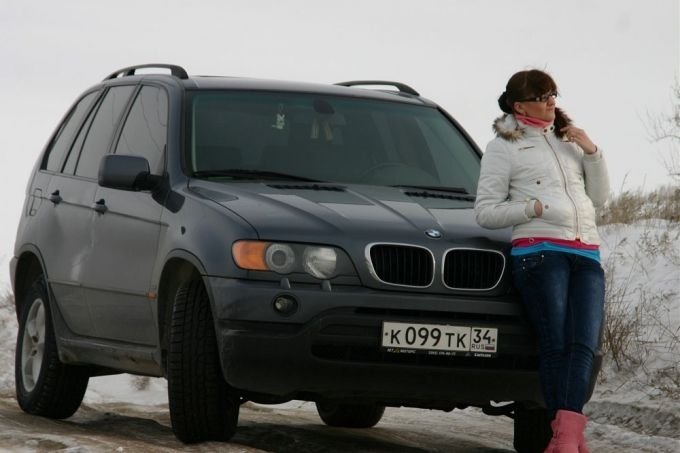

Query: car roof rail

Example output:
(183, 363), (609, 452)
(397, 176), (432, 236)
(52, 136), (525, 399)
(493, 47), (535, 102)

(335, 80), (419, 96)
(104, 64), (189, 81)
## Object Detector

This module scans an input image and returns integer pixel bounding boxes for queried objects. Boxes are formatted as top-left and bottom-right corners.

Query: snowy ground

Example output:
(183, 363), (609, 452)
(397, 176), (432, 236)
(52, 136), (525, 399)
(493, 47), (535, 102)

(0, 381), (678, 453)
(0, 221), (678, 452)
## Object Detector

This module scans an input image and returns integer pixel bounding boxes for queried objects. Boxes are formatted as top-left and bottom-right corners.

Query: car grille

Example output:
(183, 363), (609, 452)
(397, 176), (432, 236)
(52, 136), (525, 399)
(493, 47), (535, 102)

(443, 249), (505, 290)
(368, 244), (434, 287)
(367, 244), (505, 291)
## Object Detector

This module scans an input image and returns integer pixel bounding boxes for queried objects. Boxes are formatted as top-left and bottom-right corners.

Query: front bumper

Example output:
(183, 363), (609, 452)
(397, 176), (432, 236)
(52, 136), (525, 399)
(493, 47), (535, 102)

(208, 277), (601, 407)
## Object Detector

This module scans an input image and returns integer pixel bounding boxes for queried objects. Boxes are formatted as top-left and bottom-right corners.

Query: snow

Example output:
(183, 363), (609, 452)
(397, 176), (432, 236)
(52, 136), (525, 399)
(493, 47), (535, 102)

(0, 220), (678, 451)
(594, 221), (680, 409)
(0, 289), (17, 395)
(84, 375), (168, 406)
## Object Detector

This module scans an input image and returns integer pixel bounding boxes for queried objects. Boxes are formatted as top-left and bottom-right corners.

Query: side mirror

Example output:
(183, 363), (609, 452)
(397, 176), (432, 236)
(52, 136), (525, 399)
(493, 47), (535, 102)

(98, 154), (158, 191)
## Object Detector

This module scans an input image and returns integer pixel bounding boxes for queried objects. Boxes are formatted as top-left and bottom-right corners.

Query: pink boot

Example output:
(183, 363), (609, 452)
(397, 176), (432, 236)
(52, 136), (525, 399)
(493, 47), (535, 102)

(544, 410), (590, 453)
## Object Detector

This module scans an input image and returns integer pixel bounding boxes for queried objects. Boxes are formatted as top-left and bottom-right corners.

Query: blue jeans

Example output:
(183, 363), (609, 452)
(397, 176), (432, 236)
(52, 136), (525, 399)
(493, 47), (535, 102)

(512, 251), (605, 417)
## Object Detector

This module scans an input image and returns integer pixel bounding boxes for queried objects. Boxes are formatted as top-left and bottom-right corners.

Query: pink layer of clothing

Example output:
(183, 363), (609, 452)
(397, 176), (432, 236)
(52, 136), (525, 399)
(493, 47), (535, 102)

(514, 113), (553, 129)
(512, 237), (599, 250)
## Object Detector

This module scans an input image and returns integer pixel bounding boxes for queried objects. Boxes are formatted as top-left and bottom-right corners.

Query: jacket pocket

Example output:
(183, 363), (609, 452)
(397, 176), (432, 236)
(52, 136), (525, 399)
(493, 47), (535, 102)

(514, 147), (549, 171)
(538, 194), (574, 227)
(513, 253), (544, 272)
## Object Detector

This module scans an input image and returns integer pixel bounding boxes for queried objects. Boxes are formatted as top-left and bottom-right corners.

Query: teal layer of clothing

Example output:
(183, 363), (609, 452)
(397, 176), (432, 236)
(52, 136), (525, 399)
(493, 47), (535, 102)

(511, 241), (601, 263)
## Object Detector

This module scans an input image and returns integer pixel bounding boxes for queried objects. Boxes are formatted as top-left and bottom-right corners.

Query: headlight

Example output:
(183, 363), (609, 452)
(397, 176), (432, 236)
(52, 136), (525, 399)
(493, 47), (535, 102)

(232, 240), (354, 280)
(265, 243), (296, 274)
(302, 247), (337, 279)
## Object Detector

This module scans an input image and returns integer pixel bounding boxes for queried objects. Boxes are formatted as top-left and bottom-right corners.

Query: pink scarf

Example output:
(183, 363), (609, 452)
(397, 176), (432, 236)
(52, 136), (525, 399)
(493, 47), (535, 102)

(515, 114), (552, 129)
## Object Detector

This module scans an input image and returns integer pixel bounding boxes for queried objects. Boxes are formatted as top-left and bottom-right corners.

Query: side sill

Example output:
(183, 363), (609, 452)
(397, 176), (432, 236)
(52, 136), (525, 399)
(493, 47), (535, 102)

(58, 337), (164, 377)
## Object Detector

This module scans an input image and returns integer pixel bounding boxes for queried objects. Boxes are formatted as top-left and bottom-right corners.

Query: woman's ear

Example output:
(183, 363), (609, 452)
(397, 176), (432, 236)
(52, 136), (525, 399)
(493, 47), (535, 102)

(513, 102), (525, 116)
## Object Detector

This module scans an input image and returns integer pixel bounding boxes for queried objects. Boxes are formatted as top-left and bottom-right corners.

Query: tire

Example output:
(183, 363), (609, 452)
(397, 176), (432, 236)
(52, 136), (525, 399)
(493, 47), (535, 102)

(316, 401), (385, 428)
(15, 276), (89, 419)
(513, 405), (552, 453)
(167, 274), (240, 443)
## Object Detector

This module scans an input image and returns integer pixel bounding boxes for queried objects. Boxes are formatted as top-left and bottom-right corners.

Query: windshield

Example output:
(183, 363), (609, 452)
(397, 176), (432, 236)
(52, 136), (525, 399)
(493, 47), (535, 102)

(186, 91), (480, 193)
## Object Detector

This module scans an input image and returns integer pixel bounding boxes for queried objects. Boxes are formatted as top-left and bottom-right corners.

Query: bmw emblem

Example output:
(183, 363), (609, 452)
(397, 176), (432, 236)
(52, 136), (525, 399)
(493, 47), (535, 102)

(425, 229), (442, 239)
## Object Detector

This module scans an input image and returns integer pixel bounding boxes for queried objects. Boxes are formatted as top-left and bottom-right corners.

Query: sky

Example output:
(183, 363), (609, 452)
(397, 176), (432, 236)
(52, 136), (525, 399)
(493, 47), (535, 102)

(0, 0), (678, 287)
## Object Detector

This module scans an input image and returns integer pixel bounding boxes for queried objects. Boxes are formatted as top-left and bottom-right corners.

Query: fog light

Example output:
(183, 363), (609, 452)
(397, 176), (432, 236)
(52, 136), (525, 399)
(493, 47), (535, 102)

(273, 295), (298, 316)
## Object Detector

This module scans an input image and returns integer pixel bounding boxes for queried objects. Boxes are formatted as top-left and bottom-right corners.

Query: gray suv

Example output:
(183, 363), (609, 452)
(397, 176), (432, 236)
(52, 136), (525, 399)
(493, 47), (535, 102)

(11, 64), (600, 452)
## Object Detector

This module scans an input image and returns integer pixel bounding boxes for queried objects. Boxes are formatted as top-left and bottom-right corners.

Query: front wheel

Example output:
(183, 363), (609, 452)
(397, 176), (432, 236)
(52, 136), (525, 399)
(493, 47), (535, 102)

(15, 276), (89, 419)
(167, 273), (240, 443)
(316, 401), (385, 428)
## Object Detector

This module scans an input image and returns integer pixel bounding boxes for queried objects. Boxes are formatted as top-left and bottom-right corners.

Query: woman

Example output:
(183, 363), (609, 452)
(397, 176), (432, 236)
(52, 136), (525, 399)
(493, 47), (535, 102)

(474, 69), (609, 453)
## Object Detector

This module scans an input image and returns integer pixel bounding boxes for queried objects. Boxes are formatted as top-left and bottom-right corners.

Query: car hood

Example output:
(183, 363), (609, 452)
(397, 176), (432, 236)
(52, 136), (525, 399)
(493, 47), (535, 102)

(189, 180), (511, 245)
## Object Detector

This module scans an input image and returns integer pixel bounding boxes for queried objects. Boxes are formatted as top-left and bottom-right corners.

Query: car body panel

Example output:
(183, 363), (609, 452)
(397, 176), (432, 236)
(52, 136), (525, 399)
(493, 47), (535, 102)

(41, 174), (99, 336)
(83, 186), (163, 345)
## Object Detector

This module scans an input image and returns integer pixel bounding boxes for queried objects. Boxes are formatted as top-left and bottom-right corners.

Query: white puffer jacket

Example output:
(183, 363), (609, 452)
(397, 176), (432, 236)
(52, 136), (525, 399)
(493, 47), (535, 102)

(474, 112), (610, 245)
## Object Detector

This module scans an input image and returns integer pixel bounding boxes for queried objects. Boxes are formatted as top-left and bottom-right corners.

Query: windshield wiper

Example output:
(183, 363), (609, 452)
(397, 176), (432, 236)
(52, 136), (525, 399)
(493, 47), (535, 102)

(193, 169), (323, 182)
(391, 185), (471, 195)
(393, 184), (475, 201)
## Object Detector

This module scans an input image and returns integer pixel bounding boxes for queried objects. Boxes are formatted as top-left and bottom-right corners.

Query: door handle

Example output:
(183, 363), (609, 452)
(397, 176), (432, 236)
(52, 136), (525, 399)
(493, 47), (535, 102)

(49, 190), (62, 205)
(92, 198), (108, 214)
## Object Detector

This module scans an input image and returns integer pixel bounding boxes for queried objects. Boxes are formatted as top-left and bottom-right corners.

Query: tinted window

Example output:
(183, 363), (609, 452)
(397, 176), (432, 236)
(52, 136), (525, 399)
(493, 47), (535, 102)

(188, 92), (480, 193)
(63, 100), (98, 175)
(74, 85), (135, 179)
(115, 86), (168, 174)
(43, 91), (99, 172)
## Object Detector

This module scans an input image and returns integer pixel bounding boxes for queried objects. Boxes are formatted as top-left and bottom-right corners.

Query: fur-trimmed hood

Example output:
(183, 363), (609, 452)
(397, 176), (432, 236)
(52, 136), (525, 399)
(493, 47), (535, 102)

(492, 108), (573, 142)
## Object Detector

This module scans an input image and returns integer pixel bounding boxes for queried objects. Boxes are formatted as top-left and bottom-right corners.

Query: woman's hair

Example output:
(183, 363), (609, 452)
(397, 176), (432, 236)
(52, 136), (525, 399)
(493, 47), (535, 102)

(497, 69), (558, 114)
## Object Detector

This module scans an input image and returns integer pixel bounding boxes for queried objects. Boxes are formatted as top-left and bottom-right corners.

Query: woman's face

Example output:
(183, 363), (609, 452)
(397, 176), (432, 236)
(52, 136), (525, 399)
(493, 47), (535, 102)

(513, 91), (557, 122)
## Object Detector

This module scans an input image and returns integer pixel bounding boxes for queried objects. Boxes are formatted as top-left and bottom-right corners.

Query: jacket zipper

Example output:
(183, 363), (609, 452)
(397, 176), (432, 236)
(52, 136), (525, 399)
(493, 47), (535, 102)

(543, 136), (581, 239)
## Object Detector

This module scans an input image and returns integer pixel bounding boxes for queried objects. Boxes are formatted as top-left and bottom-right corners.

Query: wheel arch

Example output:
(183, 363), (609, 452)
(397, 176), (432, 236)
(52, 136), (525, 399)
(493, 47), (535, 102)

(157, 250), (208, 372)
(13, 246), (47, 319)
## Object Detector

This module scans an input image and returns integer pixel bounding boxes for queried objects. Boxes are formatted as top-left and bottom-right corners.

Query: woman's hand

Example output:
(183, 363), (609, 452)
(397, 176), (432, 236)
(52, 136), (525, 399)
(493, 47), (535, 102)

(560, 126), (598, 154)
(534, 200), (543, 217)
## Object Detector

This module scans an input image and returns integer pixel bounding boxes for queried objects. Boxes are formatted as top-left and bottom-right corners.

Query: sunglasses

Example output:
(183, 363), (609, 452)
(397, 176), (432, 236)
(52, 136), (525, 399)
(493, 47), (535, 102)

(520, 91), (558, 103)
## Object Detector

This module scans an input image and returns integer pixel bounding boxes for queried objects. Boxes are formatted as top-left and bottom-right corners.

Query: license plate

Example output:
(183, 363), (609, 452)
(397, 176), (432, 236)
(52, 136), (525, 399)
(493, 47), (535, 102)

(381, 321), (498, 357)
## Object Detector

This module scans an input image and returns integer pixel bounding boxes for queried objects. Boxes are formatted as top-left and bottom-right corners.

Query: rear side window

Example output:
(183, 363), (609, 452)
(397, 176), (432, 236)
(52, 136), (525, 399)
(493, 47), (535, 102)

(73, 85), (135, 179)
(43, 91), (99, 172)
(115, 86), (168, 174)
(63, 102), (98, 175)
